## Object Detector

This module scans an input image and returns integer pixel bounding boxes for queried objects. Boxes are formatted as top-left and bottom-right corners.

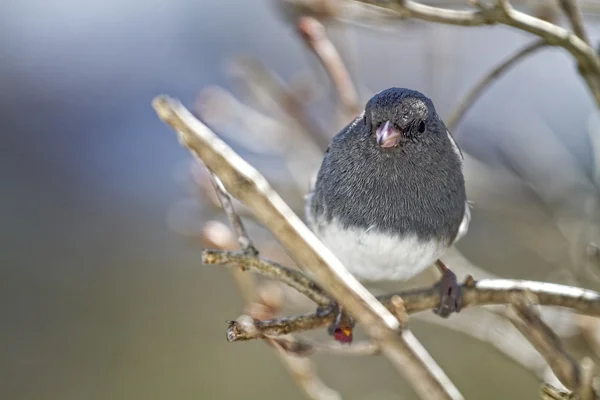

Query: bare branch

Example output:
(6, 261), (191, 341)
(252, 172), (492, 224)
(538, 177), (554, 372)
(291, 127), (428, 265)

(558, 0), (590, 44)
(225, 276), (600, 341)
(191, 163), (258, 219)
(354, 0), (600, 107)
(270, 336), (379, 356)
(540, 383), (576, 399)
(397, 329), (464, 400)
(196, 86), (288, 156)
(446, 39), (548, 132)
(203, 249), (331, 306)
(227, 312), (334, 341)
(554, 0), (600, 109)
(206, 172), (258, 256)
(507, 294), (581, 392)
(268, 338), (343, 400)
(297, 17), (361, 119)
(154, 95), (464, 400)
(229, 57), (331, 151)
(580, 357), (597, 400)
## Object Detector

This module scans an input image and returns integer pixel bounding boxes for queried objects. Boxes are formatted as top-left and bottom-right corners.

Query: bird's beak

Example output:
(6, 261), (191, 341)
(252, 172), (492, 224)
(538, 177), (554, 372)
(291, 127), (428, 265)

(376, 121), (402, 148)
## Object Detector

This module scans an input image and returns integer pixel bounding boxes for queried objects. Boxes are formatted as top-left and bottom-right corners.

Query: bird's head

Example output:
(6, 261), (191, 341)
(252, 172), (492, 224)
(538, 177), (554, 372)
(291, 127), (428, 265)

(364, 88), (440, 149)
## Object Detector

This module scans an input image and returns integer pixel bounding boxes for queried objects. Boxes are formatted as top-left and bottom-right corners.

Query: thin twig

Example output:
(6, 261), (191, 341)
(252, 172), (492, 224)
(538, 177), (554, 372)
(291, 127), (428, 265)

(154, 95), (463, 400)
(446, 39), (548, 132)
(196, 86), (289, 156)
(202, 249), (331, 306)
(230, 57), (331, 151)
(354, 0), (600, 108)
(271, 336), (379, 356)
(507, 293), (581, 392)
(268, 338), (343, 400)
(207, 172), (258, 256)
(297, 17), (361, 119)
(558, 0), (590, 44)
(541, 383), (576, 399)
(580, 357), (598, 400)
(554, 0), (600, 111)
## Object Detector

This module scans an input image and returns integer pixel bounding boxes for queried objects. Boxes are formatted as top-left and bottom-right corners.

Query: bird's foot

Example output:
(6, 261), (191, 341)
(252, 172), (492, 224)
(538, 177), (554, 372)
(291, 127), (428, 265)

(317, 302), (355, 343)
(433, 260), (462, 318)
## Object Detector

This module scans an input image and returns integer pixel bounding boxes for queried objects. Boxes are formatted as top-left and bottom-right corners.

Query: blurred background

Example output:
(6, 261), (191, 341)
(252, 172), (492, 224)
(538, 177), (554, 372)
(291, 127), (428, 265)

(3, 0), (600, 399)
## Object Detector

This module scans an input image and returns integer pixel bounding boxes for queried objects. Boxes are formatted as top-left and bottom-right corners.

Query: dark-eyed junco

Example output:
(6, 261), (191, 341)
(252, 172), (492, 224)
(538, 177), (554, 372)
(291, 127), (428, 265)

(306, 88), (470, 341)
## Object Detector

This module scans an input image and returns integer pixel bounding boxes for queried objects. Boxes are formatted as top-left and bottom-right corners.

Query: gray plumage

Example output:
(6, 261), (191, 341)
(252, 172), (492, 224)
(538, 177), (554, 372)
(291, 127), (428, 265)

(306, 88), (469, 282)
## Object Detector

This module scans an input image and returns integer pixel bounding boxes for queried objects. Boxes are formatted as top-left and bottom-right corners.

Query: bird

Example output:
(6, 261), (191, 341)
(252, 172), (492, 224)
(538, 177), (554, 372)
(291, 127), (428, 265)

(305, 87), (470, 342)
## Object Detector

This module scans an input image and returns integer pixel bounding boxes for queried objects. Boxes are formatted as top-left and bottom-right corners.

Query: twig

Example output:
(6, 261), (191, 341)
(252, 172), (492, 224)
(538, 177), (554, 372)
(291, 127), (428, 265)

(154, 95), (464, 400)
(416, 304), (565, 387)
(202, 249), (331, 306)
(558, 0), (590, 44)
(271, 336), (379, 356)
(446, 39), (548, 132)
(191, 163), (258, 219)
(227, 312), (335, 340)
(580, 357), (597, 400)
(229, 57), (331, 151)
(196, 86), (288, 156)
(206, 172), (258, 256)
(297, 17), (361, 119)
(268, 338), (343, 400)
(554, 0), (600, 110)
(396, 329), (463, 400)
(510, 300), (599, 399)
(354, 0), (600, 108)
(541, 383), (576, 399)
(578, 314), (600, 359)
(507, 293), (581, 393)
(225, 277), (600, 341)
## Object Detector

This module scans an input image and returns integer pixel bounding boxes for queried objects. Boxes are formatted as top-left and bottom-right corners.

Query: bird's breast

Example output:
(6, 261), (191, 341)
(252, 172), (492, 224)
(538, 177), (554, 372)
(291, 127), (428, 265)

(312, 218), (447, 281)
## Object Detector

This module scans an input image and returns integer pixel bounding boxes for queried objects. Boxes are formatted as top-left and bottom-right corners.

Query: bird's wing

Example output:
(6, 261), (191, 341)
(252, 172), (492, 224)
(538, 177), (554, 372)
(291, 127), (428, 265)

(446, 127), (469, 244)
(446, 128), (463, 160)
(304, 191), (316, 229)
(453, 201), (471, 245)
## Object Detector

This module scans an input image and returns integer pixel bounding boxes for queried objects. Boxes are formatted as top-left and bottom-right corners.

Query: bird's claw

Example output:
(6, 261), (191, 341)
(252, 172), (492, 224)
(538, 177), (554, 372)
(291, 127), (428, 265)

(318, 302), (355, 343)
(433, 264), (462, 318)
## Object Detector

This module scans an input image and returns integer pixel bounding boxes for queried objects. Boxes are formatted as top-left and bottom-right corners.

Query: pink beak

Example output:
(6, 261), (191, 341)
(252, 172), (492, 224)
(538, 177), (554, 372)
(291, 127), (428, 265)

(376, 121), (402, 148)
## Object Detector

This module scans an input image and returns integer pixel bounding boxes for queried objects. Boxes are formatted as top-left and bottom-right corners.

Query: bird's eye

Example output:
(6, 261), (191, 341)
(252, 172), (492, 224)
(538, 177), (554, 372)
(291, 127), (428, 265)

(417, 121), (426, 133)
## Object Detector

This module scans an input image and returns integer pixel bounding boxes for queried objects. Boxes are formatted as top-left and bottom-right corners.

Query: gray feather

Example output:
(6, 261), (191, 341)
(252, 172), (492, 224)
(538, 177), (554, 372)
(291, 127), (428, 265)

(308, 88), (467, 245)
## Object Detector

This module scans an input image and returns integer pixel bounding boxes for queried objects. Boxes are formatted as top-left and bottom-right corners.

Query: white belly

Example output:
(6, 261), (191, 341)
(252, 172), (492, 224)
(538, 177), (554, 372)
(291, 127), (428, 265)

(313, 219), (447, 281)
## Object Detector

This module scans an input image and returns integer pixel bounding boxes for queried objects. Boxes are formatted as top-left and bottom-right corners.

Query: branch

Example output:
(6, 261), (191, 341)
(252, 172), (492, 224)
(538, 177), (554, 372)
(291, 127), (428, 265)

(540, 383), (575, 400)
(203, 249), (331, 306)
(271, 336), (379, 356)
(558, 0), (590, 44)
(196, 86), (289, 156)
(354, 0), (600, 108)
(297, 17), (361, 119)
(229, 57), (331, 151)
(154, 96), (463, 400)
(268, 338), (343, 400)
(224, 274), (600, 341)
(554, 0), (600, 110)
(446, 39), (548, 132)
(506, 294), (582, 393)
(206, 172), (258, 256)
